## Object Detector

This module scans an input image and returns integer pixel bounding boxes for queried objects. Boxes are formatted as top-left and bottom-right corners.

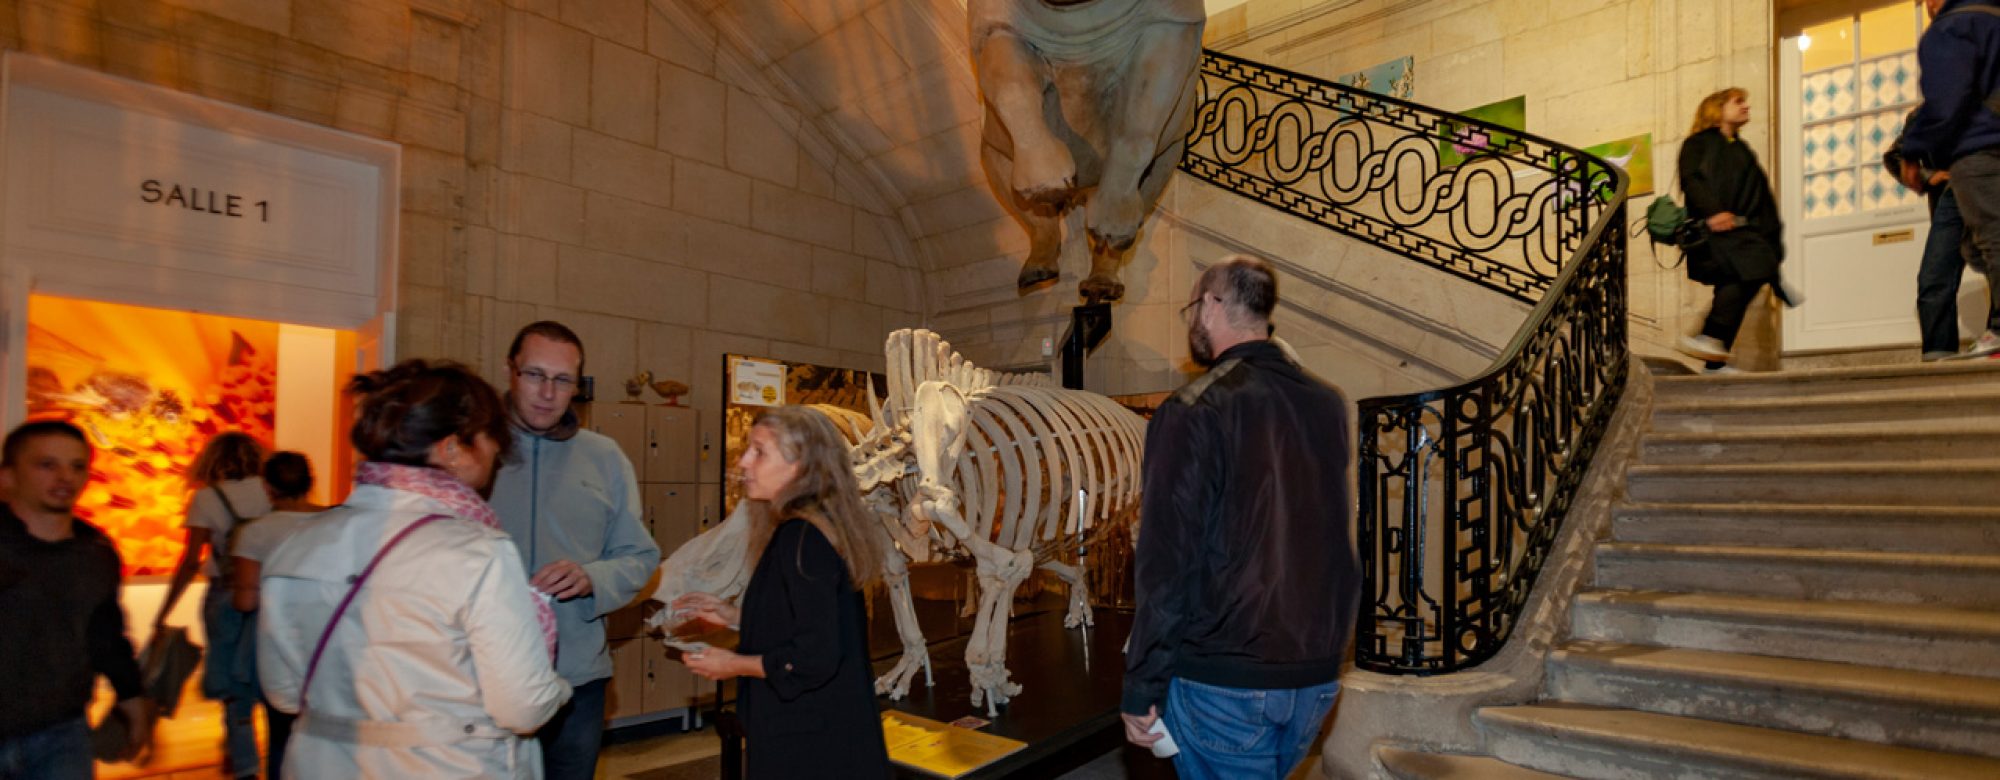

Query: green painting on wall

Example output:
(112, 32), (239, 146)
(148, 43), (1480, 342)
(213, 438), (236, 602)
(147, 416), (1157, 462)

(1439, 96), (1527, 167)
(1585, 133), (1656, 197)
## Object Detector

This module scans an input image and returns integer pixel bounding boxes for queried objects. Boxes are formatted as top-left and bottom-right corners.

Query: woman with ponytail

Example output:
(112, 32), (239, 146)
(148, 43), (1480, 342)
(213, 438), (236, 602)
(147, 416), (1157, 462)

(256, 360), (570, 779)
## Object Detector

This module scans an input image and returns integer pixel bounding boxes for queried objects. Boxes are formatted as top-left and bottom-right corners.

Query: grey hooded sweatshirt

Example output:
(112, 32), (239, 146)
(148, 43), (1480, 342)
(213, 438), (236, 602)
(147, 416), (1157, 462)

(489, 408), (661, 686)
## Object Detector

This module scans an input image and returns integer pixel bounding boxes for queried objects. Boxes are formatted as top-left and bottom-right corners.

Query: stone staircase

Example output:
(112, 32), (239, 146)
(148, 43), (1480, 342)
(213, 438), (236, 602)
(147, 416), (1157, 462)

(1377, 360), (2000, 779)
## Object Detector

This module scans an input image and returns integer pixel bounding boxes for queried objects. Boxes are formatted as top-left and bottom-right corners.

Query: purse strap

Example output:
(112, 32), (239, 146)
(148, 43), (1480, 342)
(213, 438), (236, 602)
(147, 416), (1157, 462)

(300, 513), (448, 711)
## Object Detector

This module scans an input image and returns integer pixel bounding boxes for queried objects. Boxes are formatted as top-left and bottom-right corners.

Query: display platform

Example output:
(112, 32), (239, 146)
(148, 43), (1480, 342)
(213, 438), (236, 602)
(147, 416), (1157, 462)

(875, 607), (1169, 780)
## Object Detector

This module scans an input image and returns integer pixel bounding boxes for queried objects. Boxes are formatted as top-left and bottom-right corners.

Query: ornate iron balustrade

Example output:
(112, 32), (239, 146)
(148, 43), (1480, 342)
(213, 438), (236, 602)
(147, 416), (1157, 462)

(1178, 50), (1630, 674)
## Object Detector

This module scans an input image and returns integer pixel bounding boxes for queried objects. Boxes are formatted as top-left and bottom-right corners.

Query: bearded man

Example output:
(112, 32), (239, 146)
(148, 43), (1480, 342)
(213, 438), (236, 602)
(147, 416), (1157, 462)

(1119, 255), (1361, 779)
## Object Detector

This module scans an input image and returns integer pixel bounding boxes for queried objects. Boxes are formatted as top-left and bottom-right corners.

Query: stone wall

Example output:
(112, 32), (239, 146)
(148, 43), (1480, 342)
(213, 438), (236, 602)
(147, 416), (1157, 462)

(1, 0), (930, 461)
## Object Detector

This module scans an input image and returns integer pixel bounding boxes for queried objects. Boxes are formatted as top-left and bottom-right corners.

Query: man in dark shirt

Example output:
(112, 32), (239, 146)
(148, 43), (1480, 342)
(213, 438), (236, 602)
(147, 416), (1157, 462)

(1900, 0), (2000, 357)
(1120, 256), (1360, 779)
(0, 420), (153, 777)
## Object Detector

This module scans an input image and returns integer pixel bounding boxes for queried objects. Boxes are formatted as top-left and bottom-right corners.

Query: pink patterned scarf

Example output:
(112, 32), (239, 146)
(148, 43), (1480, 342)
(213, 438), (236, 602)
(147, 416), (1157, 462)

(357, 462), (560, 663)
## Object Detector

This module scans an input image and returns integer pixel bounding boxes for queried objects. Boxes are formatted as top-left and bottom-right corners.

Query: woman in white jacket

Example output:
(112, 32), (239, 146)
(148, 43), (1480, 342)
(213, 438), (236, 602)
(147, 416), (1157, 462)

(258, 360), (571, 779)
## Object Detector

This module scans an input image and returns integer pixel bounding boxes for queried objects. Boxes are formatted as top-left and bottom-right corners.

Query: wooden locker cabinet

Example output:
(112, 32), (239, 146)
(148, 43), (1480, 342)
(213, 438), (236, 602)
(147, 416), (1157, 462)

(643, 407), (698, 483)
(586, 403), (705, 725)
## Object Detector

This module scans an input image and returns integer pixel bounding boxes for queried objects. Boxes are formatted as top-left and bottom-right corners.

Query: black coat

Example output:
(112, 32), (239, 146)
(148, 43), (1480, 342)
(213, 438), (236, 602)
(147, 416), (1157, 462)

(1680, 128), (1785, 285)
(737, 518), (890, 780)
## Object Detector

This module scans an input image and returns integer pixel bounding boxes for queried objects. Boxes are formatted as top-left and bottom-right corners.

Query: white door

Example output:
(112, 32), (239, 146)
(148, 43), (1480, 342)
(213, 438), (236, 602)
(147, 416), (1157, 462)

(1780, 2), (1959, 352)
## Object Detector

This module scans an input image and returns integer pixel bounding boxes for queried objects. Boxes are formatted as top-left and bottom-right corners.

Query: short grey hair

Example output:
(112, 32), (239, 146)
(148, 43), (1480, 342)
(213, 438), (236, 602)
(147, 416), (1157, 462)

(1199, 255), (1277, 327)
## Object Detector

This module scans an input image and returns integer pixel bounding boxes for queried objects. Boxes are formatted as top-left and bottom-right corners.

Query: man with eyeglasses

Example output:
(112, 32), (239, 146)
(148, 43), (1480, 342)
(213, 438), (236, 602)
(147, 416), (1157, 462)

(489, 320), (660, 780)
(1121, 256), (1359, 779)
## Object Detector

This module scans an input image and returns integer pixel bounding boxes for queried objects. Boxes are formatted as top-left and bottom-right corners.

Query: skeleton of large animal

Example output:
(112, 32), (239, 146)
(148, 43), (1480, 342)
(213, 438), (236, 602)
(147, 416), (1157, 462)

(647, 330), (1146, 716)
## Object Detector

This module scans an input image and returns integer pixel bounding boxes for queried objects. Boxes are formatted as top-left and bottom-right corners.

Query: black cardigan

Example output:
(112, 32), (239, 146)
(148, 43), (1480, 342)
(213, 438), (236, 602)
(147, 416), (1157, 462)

(736, 518), (890, 779)
(1680, 128), (1785, 284)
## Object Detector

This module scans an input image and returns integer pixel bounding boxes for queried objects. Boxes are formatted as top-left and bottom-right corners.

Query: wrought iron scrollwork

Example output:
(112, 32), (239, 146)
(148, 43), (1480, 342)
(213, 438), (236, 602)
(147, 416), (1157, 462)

(1181, 50), (1615, 305)
(1180, 50), (1630, 674)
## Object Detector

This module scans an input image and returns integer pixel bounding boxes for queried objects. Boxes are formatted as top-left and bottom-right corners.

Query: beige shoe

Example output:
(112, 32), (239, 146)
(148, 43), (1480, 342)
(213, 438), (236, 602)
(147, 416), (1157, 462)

(1677, 335), (1731, 362)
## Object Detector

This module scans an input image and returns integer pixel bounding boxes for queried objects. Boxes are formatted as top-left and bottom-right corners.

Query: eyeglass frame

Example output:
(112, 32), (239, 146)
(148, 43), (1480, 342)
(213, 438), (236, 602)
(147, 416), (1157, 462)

(1180, 292), (1230, 324)
(514, 367), (580, 393)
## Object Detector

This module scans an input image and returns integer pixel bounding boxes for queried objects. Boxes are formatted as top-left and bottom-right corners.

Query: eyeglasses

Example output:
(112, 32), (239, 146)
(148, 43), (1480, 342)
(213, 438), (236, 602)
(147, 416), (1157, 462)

(516, 368), (579, 393)
(1180, 293), (1229, 323)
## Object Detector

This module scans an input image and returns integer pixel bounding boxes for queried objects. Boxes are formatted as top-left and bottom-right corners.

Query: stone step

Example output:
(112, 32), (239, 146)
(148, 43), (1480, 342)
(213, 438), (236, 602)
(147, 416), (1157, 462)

(1624, 462), (2000, 506)
(1612, 503), (2000, 554)
(1571, 590), (2000, 679)
(1547, 642), (2000, 758)
(1593, 543), (2000, 607)
(1374, 745), (1569, 780)
(1649, 386), (2000, 433)
(1652, 359), (2000, 402)
(1477, 703), (2000, 779)
(1637, 425), (2000, 465)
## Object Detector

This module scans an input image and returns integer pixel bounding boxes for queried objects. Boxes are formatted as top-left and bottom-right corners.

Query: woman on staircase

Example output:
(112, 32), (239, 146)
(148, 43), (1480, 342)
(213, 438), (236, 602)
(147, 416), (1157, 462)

(1676, 87), (1802, 373)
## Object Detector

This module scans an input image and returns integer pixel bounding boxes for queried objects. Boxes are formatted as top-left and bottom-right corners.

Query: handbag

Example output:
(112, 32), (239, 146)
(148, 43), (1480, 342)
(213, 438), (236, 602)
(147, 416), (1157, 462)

(140, 624), (204, 717)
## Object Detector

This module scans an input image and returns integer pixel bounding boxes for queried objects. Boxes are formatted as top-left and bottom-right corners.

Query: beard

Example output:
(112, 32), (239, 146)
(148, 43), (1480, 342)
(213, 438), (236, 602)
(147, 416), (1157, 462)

(1188, 320), (1217, 367)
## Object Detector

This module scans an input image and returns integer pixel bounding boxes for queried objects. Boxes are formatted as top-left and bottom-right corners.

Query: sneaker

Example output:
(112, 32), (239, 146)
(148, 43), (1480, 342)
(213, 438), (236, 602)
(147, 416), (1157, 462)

(1946, 330), (2000, 360)
(1677, 335), (1731, 362)
(1702, 364), (1742, 375)
(1922, 350), (1959, 362)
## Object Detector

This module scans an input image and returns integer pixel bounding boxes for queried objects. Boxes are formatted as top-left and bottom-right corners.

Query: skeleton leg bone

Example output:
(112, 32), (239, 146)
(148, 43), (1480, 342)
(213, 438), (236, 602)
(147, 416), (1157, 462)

(874, 541), (934, 699)
(1038, 559), (1094, 630)
(966, 546), (1033, 716)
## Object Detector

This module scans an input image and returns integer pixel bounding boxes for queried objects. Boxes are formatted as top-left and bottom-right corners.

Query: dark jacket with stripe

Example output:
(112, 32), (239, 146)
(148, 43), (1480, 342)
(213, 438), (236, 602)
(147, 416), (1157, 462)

(1121, 340), (1360, 715)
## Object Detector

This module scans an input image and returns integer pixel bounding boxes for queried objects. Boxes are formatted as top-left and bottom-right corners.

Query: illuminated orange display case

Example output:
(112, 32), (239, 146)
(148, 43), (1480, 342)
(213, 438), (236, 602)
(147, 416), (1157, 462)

(26, 295), (281, 576)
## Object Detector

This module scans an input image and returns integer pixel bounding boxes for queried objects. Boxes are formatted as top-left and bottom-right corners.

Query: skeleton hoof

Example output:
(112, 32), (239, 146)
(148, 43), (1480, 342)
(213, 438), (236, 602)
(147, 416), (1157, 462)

(1017, 262), (1060, 292)
(1079, 273), (1125, 303)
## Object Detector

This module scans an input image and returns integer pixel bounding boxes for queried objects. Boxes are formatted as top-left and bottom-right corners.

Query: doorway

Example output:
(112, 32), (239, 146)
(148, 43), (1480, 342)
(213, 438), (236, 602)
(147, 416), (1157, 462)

(1779, 0), (1986, 353)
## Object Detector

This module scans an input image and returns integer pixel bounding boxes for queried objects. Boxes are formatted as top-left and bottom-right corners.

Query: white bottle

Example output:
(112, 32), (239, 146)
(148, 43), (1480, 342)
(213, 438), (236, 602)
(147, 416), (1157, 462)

(1148, 718), (1179, 759)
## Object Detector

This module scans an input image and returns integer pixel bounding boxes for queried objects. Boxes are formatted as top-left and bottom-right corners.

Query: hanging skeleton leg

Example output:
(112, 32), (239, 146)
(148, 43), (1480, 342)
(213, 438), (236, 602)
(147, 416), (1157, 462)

(874, 541), (933, 699)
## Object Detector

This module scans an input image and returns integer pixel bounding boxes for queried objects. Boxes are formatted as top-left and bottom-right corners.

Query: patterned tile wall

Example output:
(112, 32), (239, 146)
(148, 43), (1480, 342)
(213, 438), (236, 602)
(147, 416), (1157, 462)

(1803, 67), (1857, 123)
(1859, 53), (1919, 111)
(1800, 52), (1921, 221)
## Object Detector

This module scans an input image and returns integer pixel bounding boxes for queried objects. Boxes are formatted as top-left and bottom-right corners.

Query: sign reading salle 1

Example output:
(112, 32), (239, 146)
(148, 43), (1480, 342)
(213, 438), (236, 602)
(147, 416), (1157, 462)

(139, 180), (270, 222)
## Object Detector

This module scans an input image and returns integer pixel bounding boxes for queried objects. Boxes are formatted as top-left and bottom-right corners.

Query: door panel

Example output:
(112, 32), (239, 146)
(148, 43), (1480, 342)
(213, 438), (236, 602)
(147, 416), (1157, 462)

(591, 403), (648, 473)
(607, 637), (646, 721)
(1790, 223), (1929, 350)
(644, 407), (698, 483)
(642, 637), (696, 714)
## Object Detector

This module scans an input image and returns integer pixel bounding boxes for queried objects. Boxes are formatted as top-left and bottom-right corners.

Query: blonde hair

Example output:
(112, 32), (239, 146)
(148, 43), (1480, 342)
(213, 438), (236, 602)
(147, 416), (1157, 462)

(188, 431), (265, 489)
(741, 406), (886, 588)
(1690, 88), (1749, 135)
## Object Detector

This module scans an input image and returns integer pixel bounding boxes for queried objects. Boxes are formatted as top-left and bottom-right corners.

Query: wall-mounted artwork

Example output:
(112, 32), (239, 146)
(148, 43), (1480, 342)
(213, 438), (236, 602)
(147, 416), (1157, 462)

(1439, 96), (1528, 167)
(27, 295), (279, 575)
(1336, 56), (1415, 99)
(1586, 133), (1656, 197)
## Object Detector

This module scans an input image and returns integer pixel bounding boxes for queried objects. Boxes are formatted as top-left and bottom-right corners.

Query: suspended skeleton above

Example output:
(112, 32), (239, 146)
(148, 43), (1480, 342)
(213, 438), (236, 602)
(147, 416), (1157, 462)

(968, 0), (1207, 302)
(650, 329), (1148, 715)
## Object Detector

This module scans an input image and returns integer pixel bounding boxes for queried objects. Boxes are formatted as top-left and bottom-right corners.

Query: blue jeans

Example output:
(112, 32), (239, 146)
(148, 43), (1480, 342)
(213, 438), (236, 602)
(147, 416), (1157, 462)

(538, 678), (607, 780)
(1919, 186), (1969, 354)
(1949, 150), (2000, 334)
(0, 717), (92, 780)
(202, 590), (260, 777)
(1164, 677), (1341, 780)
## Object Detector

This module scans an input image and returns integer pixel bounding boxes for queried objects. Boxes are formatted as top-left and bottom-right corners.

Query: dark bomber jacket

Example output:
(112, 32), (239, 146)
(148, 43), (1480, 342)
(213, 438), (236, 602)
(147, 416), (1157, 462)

(1121, 340), (1361, 715)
